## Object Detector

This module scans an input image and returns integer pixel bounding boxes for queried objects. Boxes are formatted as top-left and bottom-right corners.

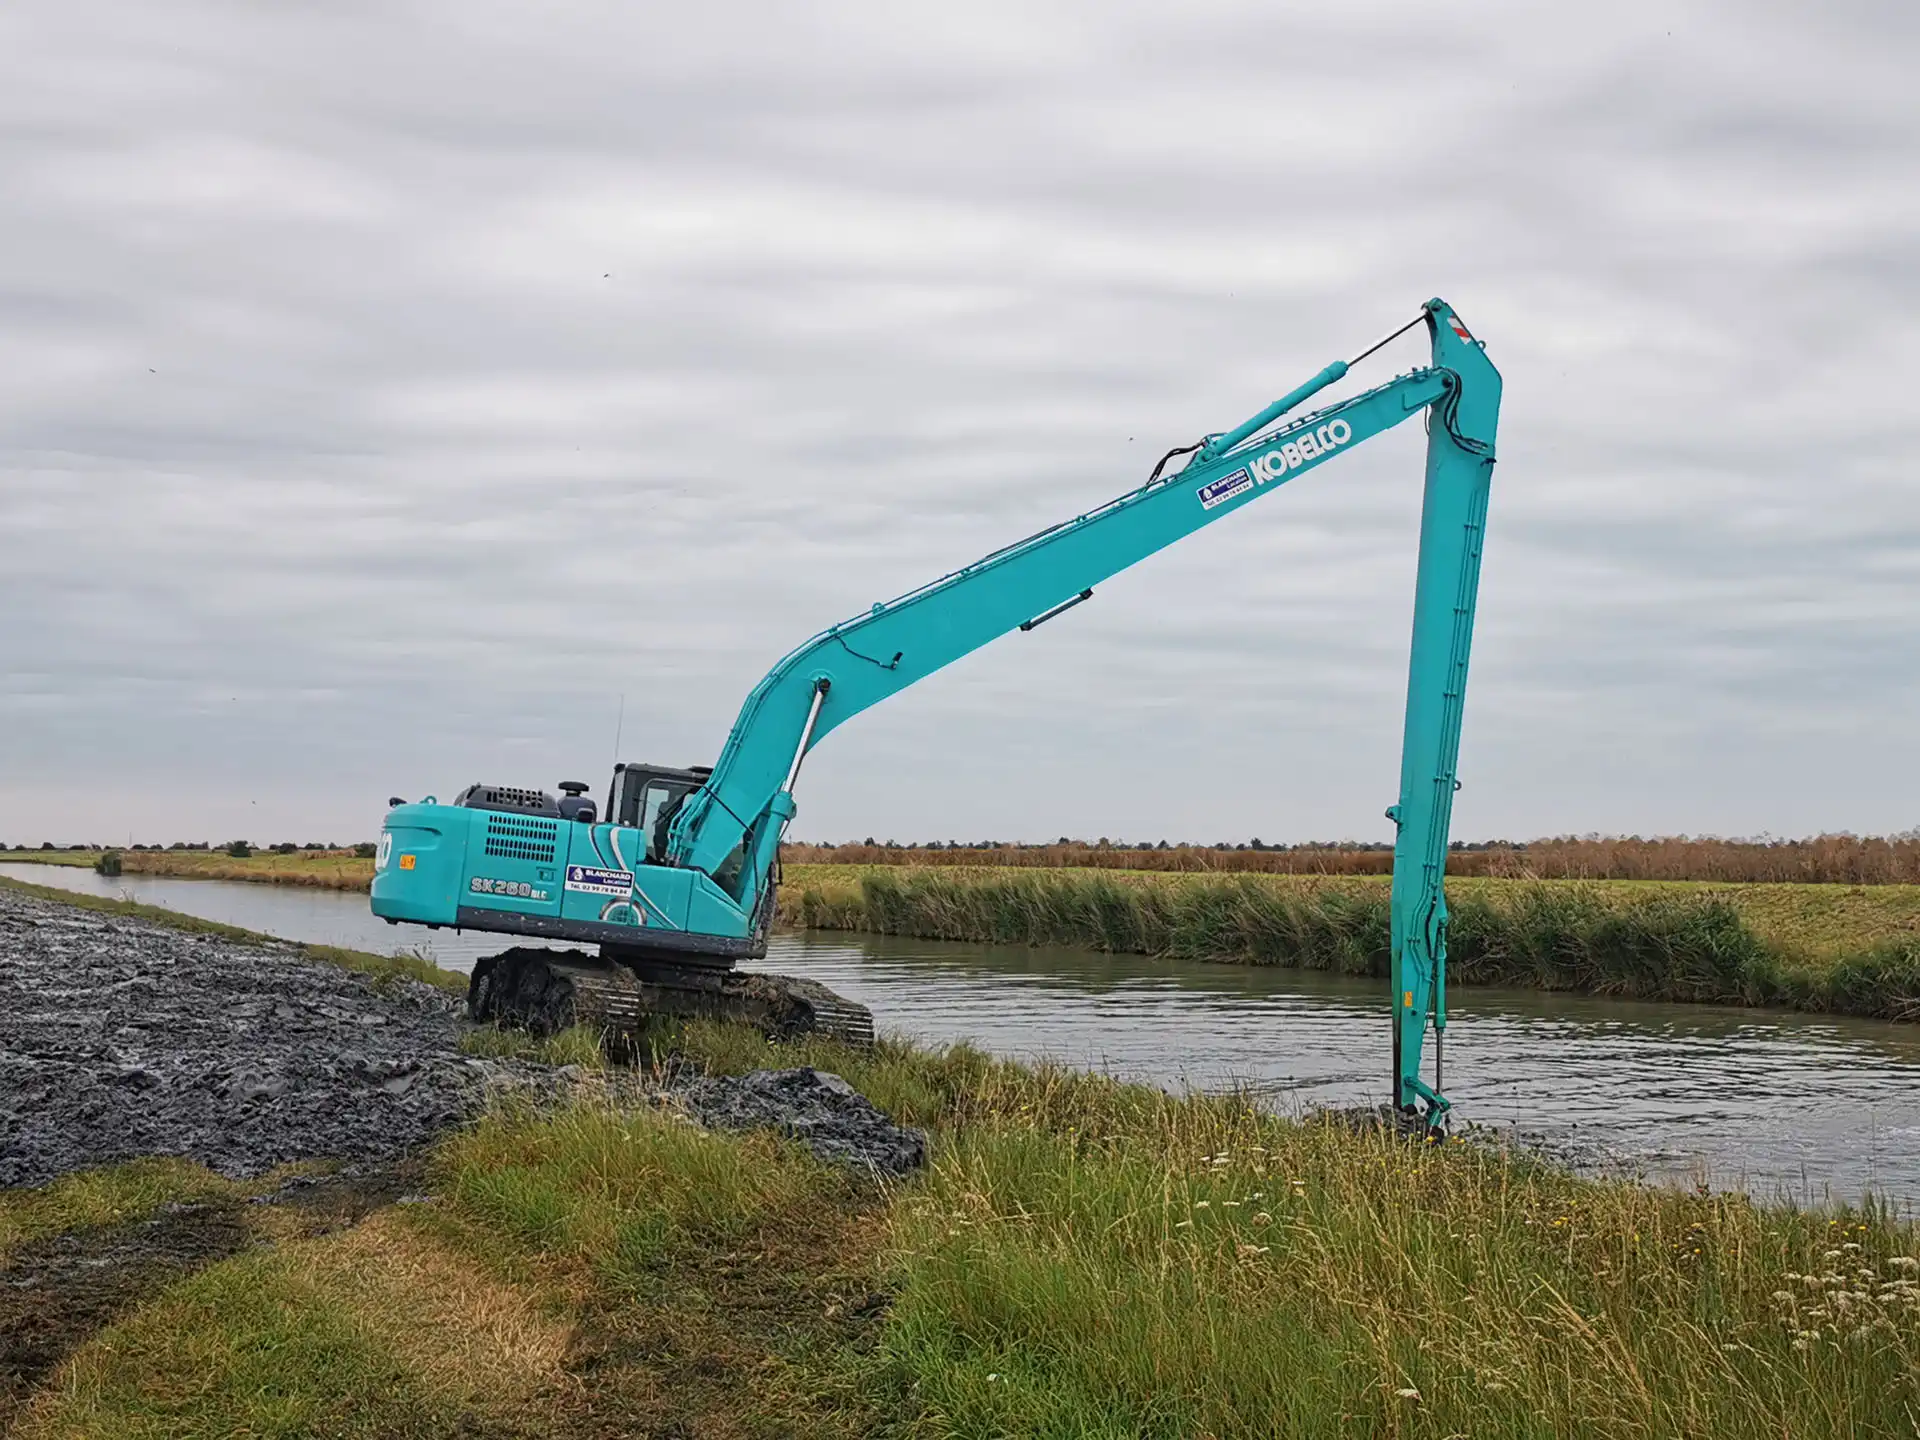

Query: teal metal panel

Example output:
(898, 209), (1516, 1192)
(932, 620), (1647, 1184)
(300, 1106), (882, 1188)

(370, 802), (460, 925)
(556, 825), (708, 934)
(456, 807), (563, 918)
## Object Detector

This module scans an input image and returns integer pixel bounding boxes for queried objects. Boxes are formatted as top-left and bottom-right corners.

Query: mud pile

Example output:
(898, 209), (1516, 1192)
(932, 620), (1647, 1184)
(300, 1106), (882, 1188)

(0, 887), (535, 1188)
(0, 886), (923, 1191)
(672, 1066), (927, 1176)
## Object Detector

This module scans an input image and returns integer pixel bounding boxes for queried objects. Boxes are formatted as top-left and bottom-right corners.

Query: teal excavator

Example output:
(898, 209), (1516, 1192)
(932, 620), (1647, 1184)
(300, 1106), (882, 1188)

(372, 299), (1501, 1125)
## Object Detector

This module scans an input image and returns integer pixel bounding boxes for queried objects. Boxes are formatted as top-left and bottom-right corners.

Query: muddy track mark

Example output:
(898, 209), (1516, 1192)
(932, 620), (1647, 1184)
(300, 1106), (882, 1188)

(0, 1161), (421, 1429)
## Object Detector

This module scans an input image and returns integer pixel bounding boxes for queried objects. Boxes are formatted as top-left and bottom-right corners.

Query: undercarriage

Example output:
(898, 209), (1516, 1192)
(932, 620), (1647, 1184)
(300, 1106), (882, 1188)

(466, 946), (876, 1051)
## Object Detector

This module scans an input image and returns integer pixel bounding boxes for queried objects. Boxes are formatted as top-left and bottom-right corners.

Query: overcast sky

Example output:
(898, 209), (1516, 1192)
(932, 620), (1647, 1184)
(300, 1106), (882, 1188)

(4, 0), (1917, 848)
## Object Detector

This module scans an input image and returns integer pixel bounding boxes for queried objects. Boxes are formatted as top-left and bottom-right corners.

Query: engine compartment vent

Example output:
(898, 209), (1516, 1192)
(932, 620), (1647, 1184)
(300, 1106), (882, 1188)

(483, 813), (558, 864)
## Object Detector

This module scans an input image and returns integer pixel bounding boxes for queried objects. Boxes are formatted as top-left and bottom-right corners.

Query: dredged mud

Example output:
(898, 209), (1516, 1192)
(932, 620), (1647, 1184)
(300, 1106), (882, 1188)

(671, 1066), (927, 1176)
(0, 886), (539, 1188)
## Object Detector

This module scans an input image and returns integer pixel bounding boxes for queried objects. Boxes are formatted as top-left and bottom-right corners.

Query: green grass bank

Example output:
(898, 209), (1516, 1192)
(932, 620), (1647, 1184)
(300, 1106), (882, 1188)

(783, 866), (1920, 1022)
(13, 1022), (1920, 1438)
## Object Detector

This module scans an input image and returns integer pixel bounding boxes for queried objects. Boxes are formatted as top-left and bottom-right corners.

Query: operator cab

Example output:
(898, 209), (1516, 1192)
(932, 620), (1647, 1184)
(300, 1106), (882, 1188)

(450, 762), (715, 864)
(608, 763), (713, 864)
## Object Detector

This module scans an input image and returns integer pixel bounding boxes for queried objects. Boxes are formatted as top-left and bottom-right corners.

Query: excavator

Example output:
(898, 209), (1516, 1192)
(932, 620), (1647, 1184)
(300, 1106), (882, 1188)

(371, 297), (1501, 1126)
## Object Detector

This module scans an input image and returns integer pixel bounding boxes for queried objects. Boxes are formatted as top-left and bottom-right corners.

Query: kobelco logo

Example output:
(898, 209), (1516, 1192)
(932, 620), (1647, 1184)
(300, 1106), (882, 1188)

(1249, 418), (1353, 483)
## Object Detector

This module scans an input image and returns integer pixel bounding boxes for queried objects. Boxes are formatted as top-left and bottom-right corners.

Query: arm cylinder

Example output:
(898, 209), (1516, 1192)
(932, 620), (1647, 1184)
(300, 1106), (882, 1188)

(1198, 360), (1350, 461)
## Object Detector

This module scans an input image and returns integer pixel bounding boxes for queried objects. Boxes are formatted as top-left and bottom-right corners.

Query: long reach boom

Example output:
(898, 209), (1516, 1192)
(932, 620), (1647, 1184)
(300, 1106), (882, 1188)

(372, 298), (1501, 1123)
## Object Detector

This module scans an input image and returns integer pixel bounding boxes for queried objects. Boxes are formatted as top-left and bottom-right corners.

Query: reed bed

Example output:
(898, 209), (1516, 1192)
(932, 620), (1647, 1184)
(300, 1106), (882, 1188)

(784, 867), (1920, 1020)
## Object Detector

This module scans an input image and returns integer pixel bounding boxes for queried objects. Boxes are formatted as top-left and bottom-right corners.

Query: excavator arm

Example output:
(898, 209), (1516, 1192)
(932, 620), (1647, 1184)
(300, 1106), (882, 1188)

(667, 297), (1500, 1122)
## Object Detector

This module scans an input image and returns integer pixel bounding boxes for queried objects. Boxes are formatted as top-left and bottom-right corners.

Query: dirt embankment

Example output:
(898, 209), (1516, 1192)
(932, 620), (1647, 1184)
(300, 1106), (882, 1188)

(0, 886), (534, 1189)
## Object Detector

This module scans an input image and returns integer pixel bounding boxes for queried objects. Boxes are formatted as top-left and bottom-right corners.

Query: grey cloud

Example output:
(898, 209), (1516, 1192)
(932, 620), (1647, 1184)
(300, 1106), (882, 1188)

(4, 0), (1918, 846)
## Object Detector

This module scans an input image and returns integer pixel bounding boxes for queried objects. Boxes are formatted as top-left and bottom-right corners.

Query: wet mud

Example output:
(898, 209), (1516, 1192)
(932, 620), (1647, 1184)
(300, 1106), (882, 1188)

(671, 1066), (927, 1176)
(0, 887), (537, 1188)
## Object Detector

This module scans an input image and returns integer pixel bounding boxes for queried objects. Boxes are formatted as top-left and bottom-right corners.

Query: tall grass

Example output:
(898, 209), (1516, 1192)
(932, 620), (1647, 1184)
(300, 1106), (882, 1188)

(786, 832), (1920, 884)
(670, 1024), (1920, 1438)
(877, 1099), (1920, 1437)
(788, 868), (1920, 1019)
(430, 1090), (859, 1293)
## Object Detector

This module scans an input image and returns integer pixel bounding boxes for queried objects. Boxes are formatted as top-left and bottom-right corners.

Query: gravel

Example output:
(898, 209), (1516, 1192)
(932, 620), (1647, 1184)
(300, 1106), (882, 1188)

(0, 887), (532, 1188)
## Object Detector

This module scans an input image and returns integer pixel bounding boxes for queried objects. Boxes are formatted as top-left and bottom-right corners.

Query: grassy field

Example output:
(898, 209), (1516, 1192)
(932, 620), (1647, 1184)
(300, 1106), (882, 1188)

(9, 848), (379, 889)
(9, 1019), (1920, 1437)
(789, 833), (1920, 885)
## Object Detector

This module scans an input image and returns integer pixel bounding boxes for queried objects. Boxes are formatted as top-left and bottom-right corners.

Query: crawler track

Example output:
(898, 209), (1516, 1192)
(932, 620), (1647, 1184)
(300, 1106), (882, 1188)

(468, 948), (876, 1051)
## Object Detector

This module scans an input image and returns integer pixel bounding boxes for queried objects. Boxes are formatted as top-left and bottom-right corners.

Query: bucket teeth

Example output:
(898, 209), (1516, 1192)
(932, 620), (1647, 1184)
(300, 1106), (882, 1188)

(468, 947), (874, 1052)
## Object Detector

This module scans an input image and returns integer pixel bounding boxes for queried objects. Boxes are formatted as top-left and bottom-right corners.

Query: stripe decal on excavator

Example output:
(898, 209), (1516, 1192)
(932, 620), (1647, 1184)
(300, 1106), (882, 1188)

(588, 824), (681, 930)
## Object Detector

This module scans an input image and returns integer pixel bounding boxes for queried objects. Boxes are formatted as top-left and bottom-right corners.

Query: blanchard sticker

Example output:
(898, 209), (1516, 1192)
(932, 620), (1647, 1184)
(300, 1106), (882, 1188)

(1196, 467), (1253, 510)
(565, 864), (633, 897)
